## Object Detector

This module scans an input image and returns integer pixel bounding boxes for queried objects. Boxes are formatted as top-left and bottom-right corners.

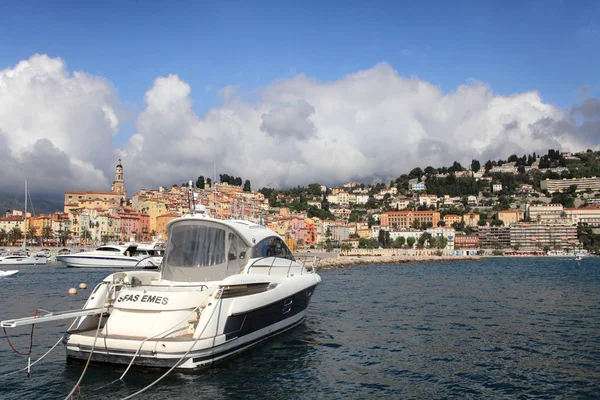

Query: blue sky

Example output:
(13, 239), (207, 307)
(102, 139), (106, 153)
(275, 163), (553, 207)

(2, 0), (597, 110)
(0, 0), (599, 195)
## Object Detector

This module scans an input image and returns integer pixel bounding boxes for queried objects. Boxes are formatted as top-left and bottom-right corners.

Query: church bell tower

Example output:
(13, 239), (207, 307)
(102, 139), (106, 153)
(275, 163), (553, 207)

(111, 158), (127, 201)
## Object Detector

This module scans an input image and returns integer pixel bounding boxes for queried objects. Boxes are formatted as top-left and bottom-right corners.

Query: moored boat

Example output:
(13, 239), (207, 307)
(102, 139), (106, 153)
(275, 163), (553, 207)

(0, 269), (19, 278)
(55, 242), (162, 269)
(1, 205), (321, 373)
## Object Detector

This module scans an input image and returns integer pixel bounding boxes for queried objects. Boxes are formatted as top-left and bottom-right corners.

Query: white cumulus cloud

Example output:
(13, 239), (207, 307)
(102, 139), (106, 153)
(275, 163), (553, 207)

(0, 54), (123, 195)
(124, 62), (598, 192)
(1, 55), (598, 199)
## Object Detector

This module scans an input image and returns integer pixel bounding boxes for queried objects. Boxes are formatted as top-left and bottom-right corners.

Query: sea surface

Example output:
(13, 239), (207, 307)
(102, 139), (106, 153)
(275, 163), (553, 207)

(0, 258), (599, 399)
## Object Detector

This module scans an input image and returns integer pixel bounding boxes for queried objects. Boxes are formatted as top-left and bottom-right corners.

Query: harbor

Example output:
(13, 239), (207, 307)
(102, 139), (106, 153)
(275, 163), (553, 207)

(1, 257), (598, 399)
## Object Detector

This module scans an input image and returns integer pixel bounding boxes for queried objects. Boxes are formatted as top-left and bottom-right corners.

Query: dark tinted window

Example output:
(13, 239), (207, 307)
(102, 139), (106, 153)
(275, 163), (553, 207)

(251, 237), (294, 260)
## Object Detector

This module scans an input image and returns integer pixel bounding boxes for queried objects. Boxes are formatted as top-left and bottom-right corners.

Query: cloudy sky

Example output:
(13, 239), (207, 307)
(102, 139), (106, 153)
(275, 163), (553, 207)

(0, 1), (599, 198)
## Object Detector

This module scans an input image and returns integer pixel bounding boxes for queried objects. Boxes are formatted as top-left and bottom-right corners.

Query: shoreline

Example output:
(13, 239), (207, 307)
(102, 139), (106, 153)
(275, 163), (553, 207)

(313, 255), (483, 270)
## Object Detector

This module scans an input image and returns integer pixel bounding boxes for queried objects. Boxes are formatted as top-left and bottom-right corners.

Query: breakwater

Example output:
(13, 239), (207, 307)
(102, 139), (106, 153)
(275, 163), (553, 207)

(316, 254), (482, 269)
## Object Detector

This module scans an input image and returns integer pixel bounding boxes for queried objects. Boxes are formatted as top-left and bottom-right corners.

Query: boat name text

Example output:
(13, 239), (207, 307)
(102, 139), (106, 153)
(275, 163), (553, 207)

(117, 294), (169, 305)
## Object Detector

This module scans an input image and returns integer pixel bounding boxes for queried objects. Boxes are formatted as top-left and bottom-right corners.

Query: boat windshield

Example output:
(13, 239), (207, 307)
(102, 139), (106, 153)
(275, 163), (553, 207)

(162, 220), (249, 282)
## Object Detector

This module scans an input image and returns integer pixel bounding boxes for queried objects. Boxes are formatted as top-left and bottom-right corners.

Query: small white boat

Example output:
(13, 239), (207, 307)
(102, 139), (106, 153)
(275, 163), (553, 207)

(2, 205), (321, 372)
(55, 243), (162, 269)
(0, 253), (47, 266)
(0, 270), (19, 278)
(0, 181), (48, 266)
(574, 256), (583, 261)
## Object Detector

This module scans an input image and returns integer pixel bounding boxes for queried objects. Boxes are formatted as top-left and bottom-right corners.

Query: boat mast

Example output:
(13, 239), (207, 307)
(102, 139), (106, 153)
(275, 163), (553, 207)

(23, 180), (27, 252)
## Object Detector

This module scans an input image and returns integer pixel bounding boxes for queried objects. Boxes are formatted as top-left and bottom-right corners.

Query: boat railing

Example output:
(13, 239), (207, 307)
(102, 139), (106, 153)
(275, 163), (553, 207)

(246, 256), (320, 276)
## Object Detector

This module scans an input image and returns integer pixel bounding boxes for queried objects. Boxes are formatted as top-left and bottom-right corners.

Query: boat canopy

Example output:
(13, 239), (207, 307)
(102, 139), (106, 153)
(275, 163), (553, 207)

(162, 219), (250, 282)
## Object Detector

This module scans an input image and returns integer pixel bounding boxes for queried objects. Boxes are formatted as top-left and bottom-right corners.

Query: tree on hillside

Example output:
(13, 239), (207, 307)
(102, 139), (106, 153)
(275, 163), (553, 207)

(196, 175), (205, 189)
(408, 167), (424, 180)
(243, 180), (251, 192)
(206, 178), (212, 187)
(406, 236), (416, 249)
(424, 166), (436, 175)
(471, 159), (481, 173)
(307, 183), (322, 196)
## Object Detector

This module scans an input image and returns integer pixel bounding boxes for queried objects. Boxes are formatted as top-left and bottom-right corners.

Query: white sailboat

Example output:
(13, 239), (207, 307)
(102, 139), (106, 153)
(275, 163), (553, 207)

(0, 180), (47, 267)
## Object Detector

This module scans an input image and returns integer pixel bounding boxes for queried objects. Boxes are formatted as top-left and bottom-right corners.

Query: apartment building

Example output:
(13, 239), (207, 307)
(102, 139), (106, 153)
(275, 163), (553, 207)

(526, 203), (564, 222)
(541, 177), (600, 193)
(497, 210), (524, 225)
(477, 226), (511, 249)
(510, 223), (577, 252)
(443, 214), (462, 226)
(380, 210), (440, 229)
(564, 207), (600, 226)
(463, 212), (480, 227)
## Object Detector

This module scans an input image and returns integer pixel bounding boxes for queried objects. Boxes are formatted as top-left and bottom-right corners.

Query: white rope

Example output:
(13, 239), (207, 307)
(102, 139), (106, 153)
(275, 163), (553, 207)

(120, 291), (223, 400)
(118, 304), (203, 380)
(63, 306), (105, 400)
(63, 282), (112, 400)
(0, 310), (80, 379)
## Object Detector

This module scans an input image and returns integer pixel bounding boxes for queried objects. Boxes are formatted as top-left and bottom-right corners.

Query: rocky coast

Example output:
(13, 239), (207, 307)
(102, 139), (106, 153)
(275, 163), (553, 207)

(293, 252), (483, 270)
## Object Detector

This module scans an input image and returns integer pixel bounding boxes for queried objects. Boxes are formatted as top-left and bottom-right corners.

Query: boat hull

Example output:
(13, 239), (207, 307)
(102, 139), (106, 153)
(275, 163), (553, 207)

(56, 255), (159, 269)
(65, 313), (306, 370)
(64, 283), (317, 370)
(0, 270), (19, 278)
(0, 257), (47, 266)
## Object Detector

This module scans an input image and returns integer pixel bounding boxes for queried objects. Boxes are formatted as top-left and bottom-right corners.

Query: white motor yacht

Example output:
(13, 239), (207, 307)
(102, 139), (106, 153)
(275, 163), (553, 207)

(55, 243), (162, 269)
(0, 252), (47, 266)
(2, 206), (321, 371)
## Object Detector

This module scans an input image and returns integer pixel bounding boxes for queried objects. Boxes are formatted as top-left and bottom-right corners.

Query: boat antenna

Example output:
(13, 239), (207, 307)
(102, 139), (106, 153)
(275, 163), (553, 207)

(188, 180), (195, 214)
(23, 180), (27, 252)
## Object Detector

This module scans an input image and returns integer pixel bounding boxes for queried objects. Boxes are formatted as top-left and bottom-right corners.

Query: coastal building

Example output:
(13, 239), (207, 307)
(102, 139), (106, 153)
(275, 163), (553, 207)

(28, 214), (52, 237)
(425, 226), (456, 250)
(540, 177), (600, 193)
(388, 229), (422, 244)
(509, 223), (577, 252)
(418, 194), (438, 207)
(443, 214), (462, 226)
(0, 215), (25, 243)
(411, 182), (426, 191)
(454, 235), (479, 250)
(563, 207), (600, 226)
(527, 203), (564, 222)
(463, 212), (480, 227)
(497, 210), (524, 225)
(155, 213), (180, 239)
(540, 176), (600, 193)
(477, 226), (510, 250)
(379, 210), (441, 229)
(64, 159), (127, 213)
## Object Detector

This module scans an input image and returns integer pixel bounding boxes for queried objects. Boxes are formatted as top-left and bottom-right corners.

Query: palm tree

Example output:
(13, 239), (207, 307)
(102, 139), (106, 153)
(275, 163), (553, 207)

(41, 226), (53, 246)
(59, 229), (72, 247)
(10, 226), (22, 247)
(0, 228), (7, 246)
(27, 227), (37, 246)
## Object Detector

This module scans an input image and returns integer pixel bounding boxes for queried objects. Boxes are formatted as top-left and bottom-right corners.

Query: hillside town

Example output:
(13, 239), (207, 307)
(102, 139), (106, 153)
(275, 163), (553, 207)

(2, 150), (600, 256)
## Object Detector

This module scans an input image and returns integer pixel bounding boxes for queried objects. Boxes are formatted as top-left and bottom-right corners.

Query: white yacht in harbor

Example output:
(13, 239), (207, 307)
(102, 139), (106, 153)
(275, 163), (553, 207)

(55, 241), (163, 269)
(0, 180), (47, 268)
(2, 204), (321, 372)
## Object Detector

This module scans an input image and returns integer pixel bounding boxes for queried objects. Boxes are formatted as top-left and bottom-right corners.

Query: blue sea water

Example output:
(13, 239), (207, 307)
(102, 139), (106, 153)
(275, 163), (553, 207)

(0, 257), (599, 399)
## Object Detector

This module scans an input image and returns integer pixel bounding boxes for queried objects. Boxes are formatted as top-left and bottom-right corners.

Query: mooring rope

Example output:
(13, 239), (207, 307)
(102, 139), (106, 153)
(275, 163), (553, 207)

(120, 290), (223, 400)
(63, 303), (106, 400)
